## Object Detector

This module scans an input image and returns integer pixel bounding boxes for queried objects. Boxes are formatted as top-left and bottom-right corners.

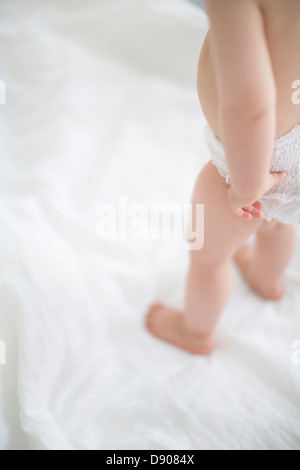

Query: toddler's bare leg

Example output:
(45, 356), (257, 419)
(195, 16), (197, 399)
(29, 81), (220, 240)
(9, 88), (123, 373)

(235, 220), (296, 299)
(146, 163), (263, 354)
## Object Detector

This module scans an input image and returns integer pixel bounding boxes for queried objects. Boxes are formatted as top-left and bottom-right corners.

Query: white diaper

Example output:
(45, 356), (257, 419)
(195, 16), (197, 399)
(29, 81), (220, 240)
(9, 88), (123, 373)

(204, 125), (300, 225)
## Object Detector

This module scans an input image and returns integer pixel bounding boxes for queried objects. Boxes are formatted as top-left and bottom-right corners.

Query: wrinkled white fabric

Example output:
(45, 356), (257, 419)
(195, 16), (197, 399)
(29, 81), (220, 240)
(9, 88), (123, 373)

(205, 125), (300, 224)
(0, 0), (300, 451)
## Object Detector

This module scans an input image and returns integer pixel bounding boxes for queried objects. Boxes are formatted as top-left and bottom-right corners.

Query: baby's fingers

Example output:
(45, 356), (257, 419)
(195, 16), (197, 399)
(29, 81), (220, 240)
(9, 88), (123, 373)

(243, 204), (263, 220)
(247, 202), (264, 219)
(253, 201), (263, 211)
(235, 208), (253, 220)
(235, 204), (263, 221)
(250, 207), (264, 219)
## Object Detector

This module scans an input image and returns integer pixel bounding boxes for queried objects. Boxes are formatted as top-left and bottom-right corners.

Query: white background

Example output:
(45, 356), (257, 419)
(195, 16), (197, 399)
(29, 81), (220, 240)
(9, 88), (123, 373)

(0, 0), (299, 450)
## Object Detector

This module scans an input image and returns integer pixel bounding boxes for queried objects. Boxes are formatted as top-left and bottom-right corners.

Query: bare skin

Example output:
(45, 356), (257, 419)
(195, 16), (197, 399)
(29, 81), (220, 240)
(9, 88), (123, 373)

(146, 304), (215, 355)
(146, 0), (299, 354)
(234, 246), (283, 301)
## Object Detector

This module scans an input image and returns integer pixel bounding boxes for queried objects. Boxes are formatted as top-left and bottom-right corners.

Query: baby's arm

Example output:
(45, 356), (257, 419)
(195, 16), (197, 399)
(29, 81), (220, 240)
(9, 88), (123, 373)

(206, 0), (286, 218)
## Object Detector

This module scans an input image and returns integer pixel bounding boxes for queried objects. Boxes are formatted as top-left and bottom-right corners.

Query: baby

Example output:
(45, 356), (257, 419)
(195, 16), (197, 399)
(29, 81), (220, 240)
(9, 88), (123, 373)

(146, 0), (300, 354)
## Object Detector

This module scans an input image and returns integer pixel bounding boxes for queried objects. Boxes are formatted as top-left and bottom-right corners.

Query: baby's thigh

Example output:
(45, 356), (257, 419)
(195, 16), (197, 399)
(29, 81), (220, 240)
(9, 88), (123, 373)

(190, 162), (262, 265)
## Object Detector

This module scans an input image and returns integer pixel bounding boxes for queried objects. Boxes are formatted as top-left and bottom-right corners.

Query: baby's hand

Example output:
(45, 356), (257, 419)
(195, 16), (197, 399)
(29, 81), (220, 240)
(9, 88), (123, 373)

(228, 172), (287, 221)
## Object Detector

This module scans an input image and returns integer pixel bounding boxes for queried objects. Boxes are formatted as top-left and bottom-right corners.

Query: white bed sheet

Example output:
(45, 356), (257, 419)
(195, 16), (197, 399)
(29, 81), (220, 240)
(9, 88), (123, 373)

(0, 0), (300, 451)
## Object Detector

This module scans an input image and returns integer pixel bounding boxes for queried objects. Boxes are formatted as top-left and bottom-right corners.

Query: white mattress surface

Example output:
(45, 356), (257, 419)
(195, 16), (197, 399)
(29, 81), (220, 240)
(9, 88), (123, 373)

(0, 0), (299, 450)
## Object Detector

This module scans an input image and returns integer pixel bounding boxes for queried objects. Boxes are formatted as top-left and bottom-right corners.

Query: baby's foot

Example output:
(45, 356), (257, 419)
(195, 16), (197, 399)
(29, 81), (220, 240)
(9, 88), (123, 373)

(146, 304), (215, 355)
(234, 246), (283, 300)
